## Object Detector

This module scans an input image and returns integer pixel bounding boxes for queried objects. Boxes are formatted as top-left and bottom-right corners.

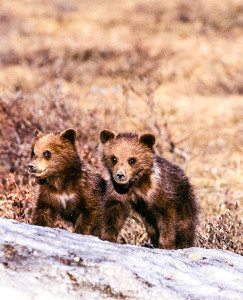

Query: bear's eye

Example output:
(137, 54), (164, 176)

(128, 158), (136, 165)
(43, 150), (51, 159)
(111, 156), (117, 164)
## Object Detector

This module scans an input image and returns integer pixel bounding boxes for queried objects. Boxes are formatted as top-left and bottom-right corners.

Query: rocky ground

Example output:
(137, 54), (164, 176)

(0, 218), (243, 299)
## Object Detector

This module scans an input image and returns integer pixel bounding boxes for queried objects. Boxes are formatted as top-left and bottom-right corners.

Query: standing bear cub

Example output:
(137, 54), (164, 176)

(99, 130), (199, 249)
(28, 128), (103, 235)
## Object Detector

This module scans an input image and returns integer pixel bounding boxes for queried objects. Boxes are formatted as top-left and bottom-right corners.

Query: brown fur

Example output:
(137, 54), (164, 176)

(28, 129), (105, 235)
(97, 177), (132, 243)
(99, 130), (199, 249)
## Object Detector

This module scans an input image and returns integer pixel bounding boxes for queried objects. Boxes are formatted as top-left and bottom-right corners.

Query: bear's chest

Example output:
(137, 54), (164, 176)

(53, 192), (77, 209)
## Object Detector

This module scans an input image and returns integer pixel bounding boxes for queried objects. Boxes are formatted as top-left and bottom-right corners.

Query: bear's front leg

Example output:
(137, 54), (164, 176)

(73, 213), (84, 234)
(99, 200), (130, 243)
(74, 210), (97, 235)
(157, 208), (177, 249)
(32, 206), (56, 227)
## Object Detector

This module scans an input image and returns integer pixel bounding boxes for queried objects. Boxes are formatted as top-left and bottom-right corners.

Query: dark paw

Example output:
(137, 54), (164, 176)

(142, 242), (154, 249)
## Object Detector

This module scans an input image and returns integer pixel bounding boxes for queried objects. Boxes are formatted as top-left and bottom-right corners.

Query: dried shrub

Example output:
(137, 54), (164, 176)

(0, 174), (35, 223)
(0, 87), (101, 176)
(196, 200), (242, 255)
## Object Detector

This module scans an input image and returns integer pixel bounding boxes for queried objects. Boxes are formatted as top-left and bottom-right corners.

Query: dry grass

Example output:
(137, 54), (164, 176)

(0, 0), (242, 255)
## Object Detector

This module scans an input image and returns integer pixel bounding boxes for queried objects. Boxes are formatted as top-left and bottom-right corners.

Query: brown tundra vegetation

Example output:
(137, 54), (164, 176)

(0, 0), (242, 254)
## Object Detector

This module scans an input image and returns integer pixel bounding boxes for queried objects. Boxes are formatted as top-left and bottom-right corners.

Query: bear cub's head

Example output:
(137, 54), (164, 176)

(28, 128), (80, 181)
(100, 130), (155, 189)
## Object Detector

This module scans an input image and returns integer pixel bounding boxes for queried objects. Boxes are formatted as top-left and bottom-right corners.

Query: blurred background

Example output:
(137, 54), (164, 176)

(0, 0), (242, 254)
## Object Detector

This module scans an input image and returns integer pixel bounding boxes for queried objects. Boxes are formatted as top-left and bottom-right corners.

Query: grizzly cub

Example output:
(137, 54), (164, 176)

(28, 128), (103, 235)
(99, 130), (199, 249)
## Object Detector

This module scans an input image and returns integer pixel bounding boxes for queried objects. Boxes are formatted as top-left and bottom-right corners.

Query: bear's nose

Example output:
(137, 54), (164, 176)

(28, 164), (36, 173)
(116, 172), (125, 180)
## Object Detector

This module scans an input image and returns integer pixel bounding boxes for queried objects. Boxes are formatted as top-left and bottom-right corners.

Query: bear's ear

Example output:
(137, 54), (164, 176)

(100, 130), (115, 144)
(34, 129), (43, 139)
(60, 128), (76, 145)
(139, 134), (155, 149)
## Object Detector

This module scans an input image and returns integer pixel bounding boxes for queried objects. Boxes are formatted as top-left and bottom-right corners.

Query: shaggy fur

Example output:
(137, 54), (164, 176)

(99, 130), (199, 249)
(29, 129), (104, 235)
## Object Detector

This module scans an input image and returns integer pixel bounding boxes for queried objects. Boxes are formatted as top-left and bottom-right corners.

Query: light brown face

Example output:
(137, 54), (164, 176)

(100, 130), (155, 185)
(28, 129), (78, 179)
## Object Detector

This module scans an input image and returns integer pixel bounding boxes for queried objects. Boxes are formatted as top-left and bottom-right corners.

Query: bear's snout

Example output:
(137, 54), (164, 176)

(114, 171), (128, 183)
(28, 164), (36, 173)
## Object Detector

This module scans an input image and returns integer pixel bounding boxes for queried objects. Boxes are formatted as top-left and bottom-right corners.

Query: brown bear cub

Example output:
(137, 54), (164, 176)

(28, 128), (104, 235)
(99, 130), (199, 249)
